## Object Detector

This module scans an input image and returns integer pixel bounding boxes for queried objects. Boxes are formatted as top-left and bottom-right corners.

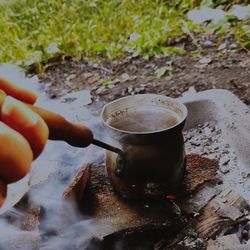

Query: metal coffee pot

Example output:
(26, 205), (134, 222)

(101, 94), (188, 199)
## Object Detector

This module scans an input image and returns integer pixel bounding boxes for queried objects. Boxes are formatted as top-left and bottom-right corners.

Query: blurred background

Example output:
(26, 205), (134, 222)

(0, 0), (249, 103)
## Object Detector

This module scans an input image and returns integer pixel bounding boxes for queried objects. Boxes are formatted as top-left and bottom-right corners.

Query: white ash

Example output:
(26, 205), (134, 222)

(184, 121), (250, 204)
(176, 237), (205, 250)
(184, 121), (237, 165)
(184, 121), (237, 179)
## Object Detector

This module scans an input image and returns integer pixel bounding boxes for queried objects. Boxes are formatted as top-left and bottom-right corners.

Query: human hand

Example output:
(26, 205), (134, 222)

(0, 77), (49, 207)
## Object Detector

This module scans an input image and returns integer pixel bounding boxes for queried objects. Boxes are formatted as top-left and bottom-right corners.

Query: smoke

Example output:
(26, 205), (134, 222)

(0, 200), (100, 250)
(37, 198), (99, 250)
(39, 220), (99, 250)
(0, 64), (107, 250)
(0, 146), (102, 250)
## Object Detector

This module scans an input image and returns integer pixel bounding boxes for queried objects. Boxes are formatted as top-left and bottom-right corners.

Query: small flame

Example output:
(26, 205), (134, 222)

(166, 194), (177, 201)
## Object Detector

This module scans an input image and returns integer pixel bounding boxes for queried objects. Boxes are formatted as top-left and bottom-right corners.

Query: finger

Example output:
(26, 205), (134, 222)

(1, 97), (49, 159)
(0, 122), (33, 184)
(0, 78), (37, 104)
(0, 179), (7, 207)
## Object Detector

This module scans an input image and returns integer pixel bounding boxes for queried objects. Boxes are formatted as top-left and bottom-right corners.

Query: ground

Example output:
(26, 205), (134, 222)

(38, 35), (250, 106)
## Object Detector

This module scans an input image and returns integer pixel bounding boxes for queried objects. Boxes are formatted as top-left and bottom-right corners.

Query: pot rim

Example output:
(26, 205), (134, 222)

(101, 94), (188, 135)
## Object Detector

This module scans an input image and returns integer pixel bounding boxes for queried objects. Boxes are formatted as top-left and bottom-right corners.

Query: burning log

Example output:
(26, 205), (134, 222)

(60, 147), (249, 249)
(195, 189), (250, 240)
(63, 148), (92, 203)
(101, 225), (183, 250)
(177, 154), (220, 214)
(79, 163), (186, 239)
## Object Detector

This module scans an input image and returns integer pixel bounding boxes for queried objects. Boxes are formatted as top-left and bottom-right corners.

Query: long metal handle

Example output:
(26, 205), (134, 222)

(0, 91), (124, 155)
(92, 138), (124, 156)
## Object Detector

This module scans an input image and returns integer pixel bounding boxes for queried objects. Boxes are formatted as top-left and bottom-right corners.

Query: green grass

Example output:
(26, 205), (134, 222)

(0, 0), (249, 69)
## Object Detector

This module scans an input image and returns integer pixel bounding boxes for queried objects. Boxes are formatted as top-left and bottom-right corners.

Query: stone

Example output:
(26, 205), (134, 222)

(96, 86), (109, 95)
(230, 4), (250, 20)
(220, 165), (229, 174)
(82, 72), (92, 79)
(207, 234), (240, 250)
(127, 86), (134, 94)
(203, 40), (214, 48)
(66, 74), (76, 81)
(134, 87), (145, 94)
(199, 57), (212, 64)
(218, 42), (227, 51)
(187, 7), (226, 24)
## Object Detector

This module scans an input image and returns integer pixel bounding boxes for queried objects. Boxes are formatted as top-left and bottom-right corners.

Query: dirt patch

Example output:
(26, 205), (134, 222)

(38, 35), (250, 106)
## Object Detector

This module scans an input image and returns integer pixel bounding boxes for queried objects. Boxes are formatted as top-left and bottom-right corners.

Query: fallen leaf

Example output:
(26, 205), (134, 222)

(155, 66), (170, 78)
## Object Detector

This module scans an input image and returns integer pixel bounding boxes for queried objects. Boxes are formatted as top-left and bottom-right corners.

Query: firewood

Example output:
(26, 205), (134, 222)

(63, 148), (92, 203)
(195, 190), (250, 240)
